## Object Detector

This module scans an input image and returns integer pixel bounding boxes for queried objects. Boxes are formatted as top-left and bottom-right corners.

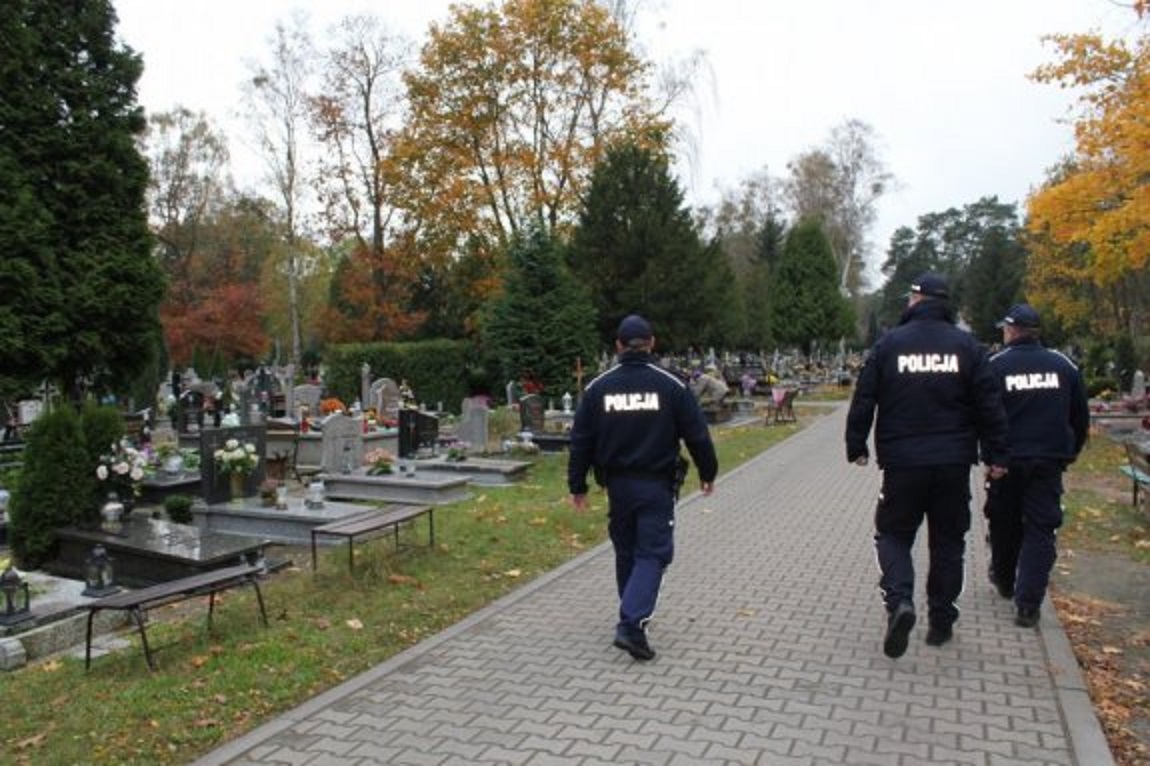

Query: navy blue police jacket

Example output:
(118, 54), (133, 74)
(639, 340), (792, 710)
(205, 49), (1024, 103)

(988, 337), (1089, 464)
(845, 300), (1009, 469)
(567, 351), (718, 495)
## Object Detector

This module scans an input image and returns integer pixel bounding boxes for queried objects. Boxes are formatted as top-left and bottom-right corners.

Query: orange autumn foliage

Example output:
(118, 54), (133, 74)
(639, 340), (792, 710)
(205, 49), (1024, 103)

(162, 283), (269, 367)
(1026, 32), (1150, 335)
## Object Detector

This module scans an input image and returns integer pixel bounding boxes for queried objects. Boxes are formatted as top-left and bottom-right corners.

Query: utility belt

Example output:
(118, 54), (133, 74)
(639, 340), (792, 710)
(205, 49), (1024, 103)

(595, 455), (691, 498)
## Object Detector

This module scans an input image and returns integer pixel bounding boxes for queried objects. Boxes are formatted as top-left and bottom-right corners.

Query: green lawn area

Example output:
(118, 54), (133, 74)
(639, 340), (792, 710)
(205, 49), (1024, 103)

(1060, 430), (1150, 565)
(0, 415), (805, 766)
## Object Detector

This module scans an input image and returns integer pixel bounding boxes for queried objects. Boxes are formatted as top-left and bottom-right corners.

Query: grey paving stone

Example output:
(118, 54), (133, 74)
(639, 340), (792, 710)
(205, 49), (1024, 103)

(189, 406), (1114, 766)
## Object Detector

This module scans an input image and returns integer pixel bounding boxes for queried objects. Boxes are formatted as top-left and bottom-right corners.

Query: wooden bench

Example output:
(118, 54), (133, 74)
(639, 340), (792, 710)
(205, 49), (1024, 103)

(1120, 440), (1150, 513)
(311, 504), (435, 574)
(84, 563), (268, 671)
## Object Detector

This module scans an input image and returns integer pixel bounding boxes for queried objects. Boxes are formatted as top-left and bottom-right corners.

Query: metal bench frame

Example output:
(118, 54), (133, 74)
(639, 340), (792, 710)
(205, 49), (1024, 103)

(84, 563), (268, 672)
(1120, 440), (1150, 512)
(311, 505), (435, 574)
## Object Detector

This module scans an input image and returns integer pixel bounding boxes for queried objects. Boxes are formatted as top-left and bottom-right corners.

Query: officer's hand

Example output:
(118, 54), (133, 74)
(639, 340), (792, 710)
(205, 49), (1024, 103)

(700, 481), (714, 496)
(853, 456), (869, 467)
(987, 465), (1008, 480)
(570, 494), (588, 513)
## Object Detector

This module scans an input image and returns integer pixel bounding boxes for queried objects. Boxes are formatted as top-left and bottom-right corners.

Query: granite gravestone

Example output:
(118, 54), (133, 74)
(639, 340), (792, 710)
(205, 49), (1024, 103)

(455, 398), (489, 453)
(519, 394), (546, 435)
(198, 425), (267, 505)
(321, 413), (364, 474)
(293, 384), (323, 418)
(373, 378), (401, 422)
(398, 409), (439, 459)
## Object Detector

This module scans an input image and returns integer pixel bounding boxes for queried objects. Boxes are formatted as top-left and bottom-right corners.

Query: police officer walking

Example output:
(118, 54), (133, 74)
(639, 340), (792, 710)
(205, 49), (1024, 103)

(568, 314), (718, 661)
(846, 273), (1009, 658)
(985, 303), (1089, 628)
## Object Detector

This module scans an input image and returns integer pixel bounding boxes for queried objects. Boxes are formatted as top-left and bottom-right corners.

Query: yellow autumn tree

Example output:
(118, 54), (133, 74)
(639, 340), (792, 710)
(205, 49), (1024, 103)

(1026, 32), (1150, 336)
(394, 0), (671, 263)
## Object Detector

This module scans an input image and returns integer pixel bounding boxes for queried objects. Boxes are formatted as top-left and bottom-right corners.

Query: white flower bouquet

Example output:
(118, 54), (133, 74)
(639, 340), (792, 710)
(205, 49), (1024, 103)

(214, 438), (259, 476)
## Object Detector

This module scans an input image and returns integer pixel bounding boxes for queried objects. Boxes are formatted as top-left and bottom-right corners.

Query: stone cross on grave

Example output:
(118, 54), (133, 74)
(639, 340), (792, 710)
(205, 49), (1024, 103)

(573, 357), (585, 394)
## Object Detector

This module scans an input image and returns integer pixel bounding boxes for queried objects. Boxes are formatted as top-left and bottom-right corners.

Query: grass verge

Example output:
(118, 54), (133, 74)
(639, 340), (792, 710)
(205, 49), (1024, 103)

(0, 415), (804, 765)
(1060, 432), (1149, 564)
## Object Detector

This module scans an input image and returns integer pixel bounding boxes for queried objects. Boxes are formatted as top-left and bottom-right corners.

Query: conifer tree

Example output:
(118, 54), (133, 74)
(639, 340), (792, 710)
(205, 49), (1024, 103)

(0, 1), (165, 402)
(769, 219), (854, 357)
(568, 142), (734, 351)
(482, 228), (599, 397)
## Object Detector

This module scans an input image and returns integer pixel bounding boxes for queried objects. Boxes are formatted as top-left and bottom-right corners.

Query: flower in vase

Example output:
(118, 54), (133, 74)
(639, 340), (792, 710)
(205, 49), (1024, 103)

(364, 448), (395, 475)
(96, 441), (150, 498)
(214, 438), (259, 476)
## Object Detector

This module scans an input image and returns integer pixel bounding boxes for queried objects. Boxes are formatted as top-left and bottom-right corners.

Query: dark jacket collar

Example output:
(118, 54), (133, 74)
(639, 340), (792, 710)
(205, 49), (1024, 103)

(900, 299), (955, 325)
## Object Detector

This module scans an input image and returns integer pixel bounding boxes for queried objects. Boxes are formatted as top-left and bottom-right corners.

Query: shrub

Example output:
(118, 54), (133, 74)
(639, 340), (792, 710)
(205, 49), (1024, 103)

(9, 407), (93, 568)
(163, 494), (195, 524)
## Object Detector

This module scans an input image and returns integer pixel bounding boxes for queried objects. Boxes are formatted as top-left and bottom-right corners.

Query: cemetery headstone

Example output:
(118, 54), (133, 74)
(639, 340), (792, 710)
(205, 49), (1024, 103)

(398, 409), (440, 458)
(376, 378), (401, 422)
(293, 384), (323, 418)
(455, 398), (490, 453)
(360, 362), (372, 412)
(17, 400), (42, 430)
(1133, 369), (1146, 402)
(320, 413), (364, 474)
(506, 380), (523, 407)
(519, 394), (546, 435)
(198, 425), (267, 505)
(276, 365), (295, 416)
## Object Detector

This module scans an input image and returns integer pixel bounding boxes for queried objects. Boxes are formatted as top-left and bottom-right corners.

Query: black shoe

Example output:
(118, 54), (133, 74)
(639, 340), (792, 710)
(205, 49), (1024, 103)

(614, 633), (655, 661)
(925, 624), (953, 647)
(1015, 607), (1040, 628)
(883, 602), (916, 659)
(987, 568), (1013, 600)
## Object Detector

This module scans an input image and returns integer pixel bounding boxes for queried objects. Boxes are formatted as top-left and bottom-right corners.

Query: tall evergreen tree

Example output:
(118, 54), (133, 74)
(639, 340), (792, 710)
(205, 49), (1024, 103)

(568, 142), (732, 351)
(769, 219), (854, 356)
(0, 1), (165, 403)
(481, 228), (598, 398)
(743, 213), (786, 349)
(965, 225), (1027, 344)
(875, 197), (1024, 334)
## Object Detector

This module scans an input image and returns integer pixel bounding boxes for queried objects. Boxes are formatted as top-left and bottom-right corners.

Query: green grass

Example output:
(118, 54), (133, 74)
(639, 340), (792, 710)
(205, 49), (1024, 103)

(0, 416), (804, 766)
(1059, 433), (1150, 565)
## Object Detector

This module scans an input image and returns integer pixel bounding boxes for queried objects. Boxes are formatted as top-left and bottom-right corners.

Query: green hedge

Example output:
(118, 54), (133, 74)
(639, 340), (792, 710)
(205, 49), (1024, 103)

(324, 340), (485, 415)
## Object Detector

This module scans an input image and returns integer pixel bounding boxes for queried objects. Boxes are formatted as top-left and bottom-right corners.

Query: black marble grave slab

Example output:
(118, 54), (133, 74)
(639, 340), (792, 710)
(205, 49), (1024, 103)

(48, 516), (267, 587)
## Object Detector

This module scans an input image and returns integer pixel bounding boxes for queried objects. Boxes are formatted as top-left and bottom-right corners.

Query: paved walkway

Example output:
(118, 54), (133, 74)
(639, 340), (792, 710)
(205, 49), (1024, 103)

(194, 405), (1113, 766)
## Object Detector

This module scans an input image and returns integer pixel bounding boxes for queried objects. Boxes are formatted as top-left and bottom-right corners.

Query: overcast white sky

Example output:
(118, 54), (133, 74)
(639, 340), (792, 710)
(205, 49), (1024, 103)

(113, 0), (1141, 279)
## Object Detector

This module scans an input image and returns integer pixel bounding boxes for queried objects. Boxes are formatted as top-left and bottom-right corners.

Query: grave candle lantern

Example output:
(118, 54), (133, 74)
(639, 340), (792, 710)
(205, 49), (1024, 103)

(0, 565), (31, 625)
(82, 545), (120, 597)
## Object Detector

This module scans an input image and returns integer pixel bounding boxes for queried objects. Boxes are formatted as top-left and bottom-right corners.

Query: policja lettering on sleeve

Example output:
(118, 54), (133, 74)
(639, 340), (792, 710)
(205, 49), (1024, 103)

(604, 392), (660, 412)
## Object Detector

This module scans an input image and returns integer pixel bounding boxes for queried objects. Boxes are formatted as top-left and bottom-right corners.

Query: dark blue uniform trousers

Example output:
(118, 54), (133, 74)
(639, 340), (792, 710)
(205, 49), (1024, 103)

(984, 459), (1064, 612)
(875, 465), (971, 629)
(607, 477), (675, 641)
